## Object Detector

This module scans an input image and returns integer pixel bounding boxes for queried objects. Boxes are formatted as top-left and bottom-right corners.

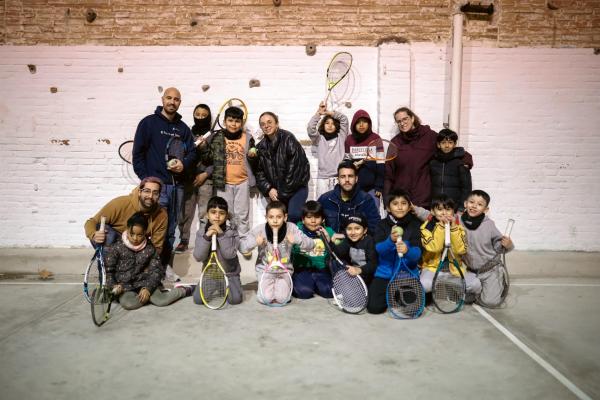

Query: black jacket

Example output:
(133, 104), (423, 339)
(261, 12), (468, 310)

(251, 129), (310, 202)
(430, 147), (472, 211)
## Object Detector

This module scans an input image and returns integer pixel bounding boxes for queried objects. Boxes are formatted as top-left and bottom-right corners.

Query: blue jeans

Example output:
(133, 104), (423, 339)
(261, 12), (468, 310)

(285, 186), (308, 224)
(159, 183), (184, 264)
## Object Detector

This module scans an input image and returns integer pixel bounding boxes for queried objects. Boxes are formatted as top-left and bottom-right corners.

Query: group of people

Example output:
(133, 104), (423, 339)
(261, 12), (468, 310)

(84, 86), (514, 311)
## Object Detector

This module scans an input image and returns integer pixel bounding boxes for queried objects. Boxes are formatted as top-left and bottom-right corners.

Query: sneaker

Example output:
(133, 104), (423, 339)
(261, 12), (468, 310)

(174, 242), (188, 253)
(164, 264), (181, 282)
(175, 283), (196, 297)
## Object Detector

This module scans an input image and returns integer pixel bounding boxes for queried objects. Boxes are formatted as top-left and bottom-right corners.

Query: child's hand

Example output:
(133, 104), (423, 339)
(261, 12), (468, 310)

(396, 240), (408, 255)
(256, 235), (266, 247)
(137, 287), (151, 304)
(331, 233), (345, 244)
(316, 226), (330, 242)
(286, 233), (296, 245)
(501, 236), (513, 249)
(111, 284), (123, 296)
(347, 266), (362, 276)
(207, 223), (223, 236)
(317, 101), (327, 115)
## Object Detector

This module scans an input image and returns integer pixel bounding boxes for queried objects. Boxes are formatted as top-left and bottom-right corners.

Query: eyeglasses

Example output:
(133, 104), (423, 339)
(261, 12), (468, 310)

(141, 189), (160, 197)
(395, 116), (411, 125)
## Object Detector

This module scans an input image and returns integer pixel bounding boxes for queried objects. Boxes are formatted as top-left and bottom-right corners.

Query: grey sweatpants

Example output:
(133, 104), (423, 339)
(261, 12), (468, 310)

(473, 266), (506, 307)
(119, 287), (187, 310)
(215, 180), (250, 235)
(420, 268), (481, 295)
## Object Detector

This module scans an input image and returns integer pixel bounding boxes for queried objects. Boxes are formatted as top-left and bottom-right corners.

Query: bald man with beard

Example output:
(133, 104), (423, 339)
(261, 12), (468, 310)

(132, 87), (196, 281)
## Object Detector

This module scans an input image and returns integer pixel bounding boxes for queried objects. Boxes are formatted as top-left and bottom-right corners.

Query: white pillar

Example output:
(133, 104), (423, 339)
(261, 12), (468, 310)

(449, 13), (464, 134)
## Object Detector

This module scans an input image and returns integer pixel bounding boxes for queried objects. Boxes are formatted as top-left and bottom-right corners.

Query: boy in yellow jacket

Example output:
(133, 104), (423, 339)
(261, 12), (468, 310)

(419, 195), (468, 293)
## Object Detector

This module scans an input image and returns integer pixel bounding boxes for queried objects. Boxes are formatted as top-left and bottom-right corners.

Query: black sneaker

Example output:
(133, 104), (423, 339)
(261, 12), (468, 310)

(174, 242), (188, 253)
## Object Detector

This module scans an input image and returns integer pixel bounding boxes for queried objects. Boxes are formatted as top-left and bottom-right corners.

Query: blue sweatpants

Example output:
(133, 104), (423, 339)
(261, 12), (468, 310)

(292, 270), (333, 299)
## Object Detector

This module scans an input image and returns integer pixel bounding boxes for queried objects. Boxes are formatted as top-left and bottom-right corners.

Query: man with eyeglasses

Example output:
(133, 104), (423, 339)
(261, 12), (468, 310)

(84, 177), (168, 255)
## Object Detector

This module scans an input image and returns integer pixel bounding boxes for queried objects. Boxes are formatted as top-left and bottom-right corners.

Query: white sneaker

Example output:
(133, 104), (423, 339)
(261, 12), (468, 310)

(165, 264), (181, 282)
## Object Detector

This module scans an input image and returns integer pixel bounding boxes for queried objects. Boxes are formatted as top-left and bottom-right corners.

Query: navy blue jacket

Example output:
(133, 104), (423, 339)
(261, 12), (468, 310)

(132, 106), (195, 185)
(317, 185), (380, 234)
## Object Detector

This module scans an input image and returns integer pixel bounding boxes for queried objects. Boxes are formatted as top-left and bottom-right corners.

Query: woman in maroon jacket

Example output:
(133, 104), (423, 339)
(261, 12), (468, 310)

(384, 107), (437, 209)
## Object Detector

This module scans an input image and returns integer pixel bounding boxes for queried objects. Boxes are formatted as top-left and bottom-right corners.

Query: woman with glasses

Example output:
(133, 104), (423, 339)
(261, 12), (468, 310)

(384, 107), (439, 209)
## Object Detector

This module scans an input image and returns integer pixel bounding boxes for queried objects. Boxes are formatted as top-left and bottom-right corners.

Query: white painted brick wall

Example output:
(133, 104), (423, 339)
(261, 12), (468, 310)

(0, 45), (599, 250)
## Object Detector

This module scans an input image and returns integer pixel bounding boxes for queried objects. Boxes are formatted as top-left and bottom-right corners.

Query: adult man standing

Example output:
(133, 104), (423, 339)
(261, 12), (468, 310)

(317, 161), (380, 234)
(132, 87), (195, 278)
(84, 177), (167, 253)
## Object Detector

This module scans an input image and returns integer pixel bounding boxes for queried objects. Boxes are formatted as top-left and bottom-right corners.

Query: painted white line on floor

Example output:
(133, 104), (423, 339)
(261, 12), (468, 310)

(512, 283), (600, 287)
(473, 304), (592, 400)
(0, 282), (81, 285)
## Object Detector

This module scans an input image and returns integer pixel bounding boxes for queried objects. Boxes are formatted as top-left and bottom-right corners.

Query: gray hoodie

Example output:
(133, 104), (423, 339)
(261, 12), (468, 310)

(307, 111), (349, 179)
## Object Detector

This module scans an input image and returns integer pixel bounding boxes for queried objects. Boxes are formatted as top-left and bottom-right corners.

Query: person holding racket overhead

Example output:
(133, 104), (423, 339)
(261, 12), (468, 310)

(104, 212), (194, 310)
(198, 106), (256, 235)
(175, 104), (214, 253)
(460, 190), (514, 307)
(251, 112), (310, 224)
(367, 189), (423, 314)
(132, 87), (196, 278)
(240, 201), (315, 305)
(345, 109), (385, 206)
(307, 101), (349, 198)
(84, 177), (167, 253)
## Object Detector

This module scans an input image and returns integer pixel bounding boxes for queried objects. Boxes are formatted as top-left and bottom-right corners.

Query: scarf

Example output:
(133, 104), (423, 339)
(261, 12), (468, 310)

(461, 213), (485, 230)
(122, 230), (147, 252)
(223, 128), (243, 141)
(299, 223), (319, 239)
(265, 223), (288, 245)
(388, 213), (413, 229)
(192, 117), (211, 136)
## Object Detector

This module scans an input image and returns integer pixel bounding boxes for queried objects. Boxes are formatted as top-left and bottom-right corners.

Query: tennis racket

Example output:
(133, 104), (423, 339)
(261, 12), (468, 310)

(476, 218), (515, 308)
(386, 227), (425, 319)
(319, 231), (368, 314)
(258, 229), (293, 307)
(199, 233), (229, 310)
(432, 222), (466, 314)
(88, 217), (113, 327)
(324, 52), (353, 110)
(352, 137), (399, 167)
(118, 140), (134, 164)
(83, 216), (106, 303)
(207, 97), (248, 136)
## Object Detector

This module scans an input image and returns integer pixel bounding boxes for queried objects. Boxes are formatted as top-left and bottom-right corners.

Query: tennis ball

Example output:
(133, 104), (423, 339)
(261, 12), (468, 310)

(392, 226), (404, 237)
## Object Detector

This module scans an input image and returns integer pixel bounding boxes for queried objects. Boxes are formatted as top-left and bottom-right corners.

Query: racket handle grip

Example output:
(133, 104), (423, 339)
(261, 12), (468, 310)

(396, 235), (404, 257)
(211, 232), (217, 251)
(99, 216), (106, 231)
(444, 222), (451, 247)
(504, 218), (515, 237)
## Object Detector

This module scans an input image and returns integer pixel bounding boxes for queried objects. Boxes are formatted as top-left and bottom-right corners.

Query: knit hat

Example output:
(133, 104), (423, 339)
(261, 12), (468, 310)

(344, 214), (368, 229)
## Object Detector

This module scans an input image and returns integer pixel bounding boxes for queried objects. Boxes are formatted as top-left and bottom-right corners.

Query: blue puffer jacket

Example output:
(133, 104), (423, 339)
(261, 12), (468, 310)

(317, 185), (380, 234)
(374, 237), (421, 280)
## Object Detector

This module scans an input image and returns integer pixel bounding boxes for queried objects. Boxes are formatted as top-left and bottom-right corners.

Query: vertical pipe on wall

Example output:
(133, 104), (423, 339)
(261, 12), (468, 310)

(449, 13), (464, 133)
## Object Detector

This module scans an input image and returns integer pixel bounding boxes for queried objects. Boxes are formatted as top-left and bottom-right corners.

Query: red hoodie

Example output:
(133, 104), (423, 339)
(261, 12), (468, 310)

(344, 110), (385, 193)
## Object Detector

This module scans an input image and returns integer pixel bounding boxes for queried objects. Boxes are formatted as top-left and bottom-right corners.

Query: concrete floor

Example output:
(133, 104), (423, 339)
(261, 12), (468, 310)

(0, 251), (599, 400)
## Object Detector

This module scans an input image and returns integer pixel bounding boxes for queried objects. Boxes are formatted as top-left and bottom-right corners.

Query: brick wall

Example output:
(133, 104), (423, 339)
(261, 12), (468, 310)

(1, 1), (598, 47)
(0, 44), (599, 250)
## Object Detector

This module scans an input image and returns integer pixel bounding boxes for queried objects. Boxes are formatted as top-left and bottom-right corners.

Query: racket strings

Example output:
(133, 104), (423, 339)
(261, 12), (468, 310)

(327, 55), (352, 85)
(432, 265), (466, 313)
(332, 271), (367, 313)
(200, 263), (227, 307)
(387, 273), (424, 319)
